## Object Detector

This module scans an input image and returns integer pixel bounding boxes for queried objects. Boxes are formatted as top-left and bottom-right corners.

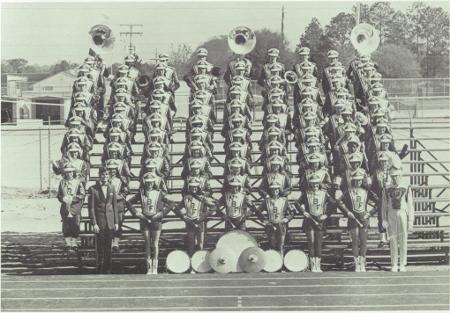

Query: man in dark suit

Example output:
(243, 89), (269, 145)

(88, 167), (119, 274)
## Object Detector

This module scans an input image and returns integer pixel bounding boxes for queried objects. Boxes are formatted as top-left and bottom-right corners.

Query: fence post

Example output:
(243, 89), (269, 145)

(48, 116), (51, 198)
(39, 128), (43, 191)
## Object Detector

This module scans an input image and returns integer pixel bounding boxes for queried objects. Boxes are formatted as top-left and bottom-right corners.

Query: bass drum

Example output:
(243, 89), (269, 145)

(216, 230), (259, 272)
(283, 249), (308, 272)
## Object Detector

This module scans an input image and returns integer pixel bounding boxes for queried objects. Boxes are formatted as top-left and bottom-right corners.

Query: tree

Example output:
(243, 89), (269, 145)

(50, 60), (72, 74)
(385, 11), (409, 46)
(299, 18), (324, 53)
(247, 29), (297, 78)
(372, 44), (421, 78)
(406, 3), (449, 76)
(325, 13), (356, 49)
(185, 29), (296, 80)
(4, 58), (28, 73)
(169, 43), (193, 76)
(368, 2), (395, 45)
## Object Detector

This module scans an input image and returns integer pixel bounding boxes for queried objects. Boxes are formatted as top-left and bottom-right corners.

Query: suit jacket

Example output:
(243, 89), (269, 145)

(88, 181), (118, 230)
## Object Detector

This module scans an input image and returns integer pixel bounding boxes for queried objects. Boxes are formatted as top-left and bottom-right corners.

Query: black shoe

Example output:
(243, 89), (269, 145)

(112, 245), (120, 253)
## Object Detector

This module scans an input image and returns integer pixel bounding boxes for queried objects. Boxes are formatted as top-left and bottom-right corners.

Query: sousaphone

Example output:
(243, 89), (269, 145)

(228, 26), (256, 55)
(350, 23), (380, 56)
(89, 24), (115, 54)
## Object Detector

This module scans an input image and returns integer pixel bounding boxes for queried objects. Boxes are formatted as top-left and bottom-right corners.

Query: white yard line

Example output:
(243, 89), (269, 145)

(2, 273), (448, 284)
(1, 303), (449, 311)
(2, 282), (448, 291)
(2, 292), (448, 301)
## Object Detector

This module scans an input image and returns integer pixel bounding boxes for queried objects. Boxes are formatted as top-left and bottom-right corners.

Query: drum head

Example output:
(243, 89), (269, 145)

(263, 249), (283, 272)
(208, 247), (237, 274)
(284, 249), (308, 272)
(216, 230), (258, 272)
(166, 250), (191, 274)
(238, 247), (266, 273)
(191, 250), (212, 273)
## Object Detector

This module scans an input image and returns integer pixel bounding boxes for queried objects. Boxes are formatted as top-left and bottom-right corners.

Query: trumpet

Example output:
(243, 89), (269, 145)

(284, 71), (298, 84)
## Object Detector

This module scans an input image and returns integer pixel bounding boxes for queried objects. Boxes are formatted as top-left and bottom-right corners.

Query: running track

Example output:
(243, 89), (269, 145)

(1, 271), (449, 311)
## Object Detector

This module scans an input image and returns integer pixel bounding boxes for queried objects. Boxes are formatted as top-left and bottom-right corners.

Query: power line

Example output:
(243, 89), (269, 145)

(119, 24), (143, 54)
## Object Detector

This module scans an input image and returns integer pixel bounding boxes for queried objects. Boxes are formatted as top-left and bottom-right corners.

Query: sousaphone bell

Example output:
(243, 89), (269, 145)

(350, 23), (380, 56)
(228, 26), (256, 55)
(89, 24), (115, 54)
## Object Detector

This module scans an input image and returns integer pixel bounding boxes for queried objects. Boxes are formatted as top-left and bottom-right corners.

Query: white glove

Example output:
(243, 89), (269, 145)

(382, 220), (389, 229)
(93, 224), (100, 233)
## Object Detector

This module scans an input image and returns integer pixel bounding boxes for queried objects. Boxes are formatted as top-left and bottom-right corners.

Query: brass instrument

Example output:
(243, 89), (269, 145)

(89, 24), (115, 54)
(350, 23), (380, 56)
(284, 71), (298, 84)
(228, 26), (256, 55)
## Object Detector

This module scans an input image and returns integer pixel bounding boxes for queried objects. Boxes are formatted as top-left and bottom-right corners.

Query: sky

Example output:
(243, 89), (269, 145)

(1, 0), (449, 66)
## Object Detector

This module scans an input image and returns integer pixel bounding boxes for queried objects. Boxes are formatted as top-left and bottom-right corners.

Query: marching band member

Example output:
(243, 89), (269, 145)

(225, 54), (252, 85)
(254, 181), (295, 257)
(258, 155), (292, 198)
(216, 177), (256, 231)
(126, 173), (174, 274)
(223, 158), (252, 193)
(106, 159), (130, 252)
(336, 169), (379, 272)
(294, 46), (319, 79)
(57, 165), (85, 251)
(124, 54), (141, 80)
(173, 177), (217, 256)
(182, 159), (212, 196)
(258, 48), (286, 89)
(153, 53), (180, 96)
(295, 173), (334, 272)
(382, 168), (414, 272)
(60, 128), (92, 163)
(371, 152), (392, 247)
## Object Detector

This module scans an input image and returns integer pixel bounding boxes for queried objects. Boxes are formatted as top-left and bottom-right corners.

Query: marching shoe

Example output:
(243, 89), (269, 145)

(152, 259), (159, 275)
(310, 257), (318, 272)
(316, 257), (323, 273)
(146, 258), (153, 275)
(360, 256), (366, 272)
(354, 256), (361, 272)
(391, 265), (399, 272)
(112, 238), (120, 253)
(378, 233), (388, 248)
(399, 265), (407, 272)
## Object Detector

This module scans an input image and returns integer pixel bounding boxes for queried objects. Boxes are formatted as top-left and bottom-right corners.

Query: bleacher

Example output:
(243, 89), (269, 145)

(73, 100), (449, 273)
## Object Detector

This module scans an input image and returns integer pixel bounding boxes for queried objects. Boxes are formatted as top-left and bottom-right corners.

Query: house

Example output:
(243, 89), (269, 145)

(21, 70), (77, 123)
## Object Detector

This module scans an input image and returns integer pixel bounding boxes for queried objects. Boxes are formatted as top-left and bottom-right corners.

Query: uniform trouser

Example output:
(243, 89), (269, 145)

(387, 209), (408, 267)
(96, 228), (113, 274)
(186, 220), (206, 257)
(304, 221), (324, 257)
(62, 214), (81, 238)
(265, 222), (287, 253)
(376, 198), (386, 233)
(97, 95), (105, 120)
(349, 214), (369, 257)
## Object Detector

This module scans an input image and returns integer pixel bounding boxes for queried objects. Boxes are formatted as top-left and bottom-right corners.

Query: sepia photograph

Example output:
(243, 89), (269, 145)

(1, 0), (449, 311)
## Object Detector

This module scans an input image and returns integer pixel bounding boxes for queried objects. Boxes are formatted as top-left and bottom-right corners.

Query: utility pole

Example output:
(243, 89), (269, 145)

(120, 24), (143, 54)
(281, 6), (285, 44)
(356, 2), (361, 25)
